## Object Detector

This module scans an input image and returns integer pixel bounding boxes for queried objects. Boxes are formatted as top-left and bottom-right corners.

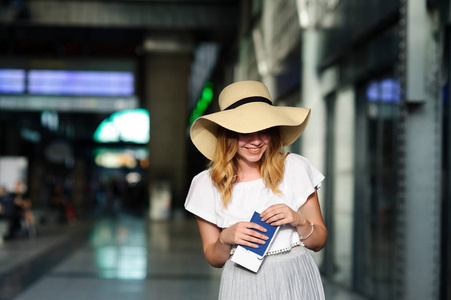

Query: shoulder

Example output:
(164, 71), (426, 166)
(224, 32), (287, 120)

(284, 153), (324, 183)
(191, 169), (213, 186)
(188, 169), (217, 194)
(282, 153), (325, 208)
(285, 153), (313, 169)
(185, 169), (220, 224)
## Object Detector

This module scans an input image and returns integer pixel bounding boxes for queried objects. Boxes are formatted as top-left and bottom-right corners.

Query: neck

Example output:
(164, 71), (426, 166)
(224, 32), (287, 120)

(237, 160), (261, 182)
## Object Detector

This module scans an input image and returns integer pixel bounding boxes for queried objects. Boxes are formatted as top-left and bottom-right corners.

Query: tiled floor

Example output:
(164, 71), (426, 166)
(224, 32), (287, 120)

(0, 213), (366, 300)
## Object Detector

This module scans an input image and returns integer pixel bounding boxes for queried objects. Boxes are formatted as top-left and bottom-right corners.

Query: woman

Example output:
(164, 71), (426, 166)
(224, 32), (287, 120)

(185, 80), (327, 299)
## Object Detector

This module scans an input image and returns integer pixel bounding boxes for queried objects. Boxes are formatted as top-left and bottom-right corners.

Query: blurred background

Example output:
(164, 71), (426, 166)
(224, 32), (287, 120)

(0, 0), (449, 299)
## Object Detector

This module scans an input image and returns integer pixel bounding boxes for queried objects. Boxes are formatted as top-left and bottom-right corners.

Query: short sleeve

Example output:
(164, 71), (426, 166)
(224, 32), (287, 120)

(284, 153), (325, 209)
(184, 170), (220, 225)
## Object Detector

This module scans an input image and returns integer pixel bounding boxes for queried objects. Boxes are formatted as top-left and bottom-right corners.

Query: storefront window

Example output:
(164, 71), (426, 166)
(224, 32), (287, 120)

(354, 76), (399, 299)
(442, 79), (451, 300)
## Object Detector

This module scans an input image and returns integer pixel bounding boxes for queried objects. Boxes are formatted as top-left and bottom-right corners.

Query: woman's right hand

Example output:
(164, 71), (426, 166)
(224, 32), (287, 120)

(219, 221), (269, 248)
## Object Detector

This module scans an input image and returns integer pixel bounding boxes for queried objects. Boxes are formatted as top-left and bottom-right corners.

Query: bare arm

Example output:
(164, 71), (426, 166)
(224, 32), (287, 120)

(196, 217), (269, 268)
(297, 190), (327, 251)
(196, 217), (231, 268)
(260, 189), (327, 252)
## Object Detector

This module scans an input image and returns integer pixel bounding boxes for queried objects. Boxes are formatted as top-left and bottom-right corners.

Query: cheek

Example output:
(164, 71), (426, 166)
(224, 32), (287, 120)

(237, 136), (249, 146)
(237, 139), (246, 147)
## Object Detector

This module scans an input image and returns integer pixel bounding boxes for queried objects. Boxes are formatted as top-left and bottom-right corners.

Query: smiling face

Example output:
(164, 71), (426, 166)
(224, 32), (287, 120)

(236, 130), (270, 167)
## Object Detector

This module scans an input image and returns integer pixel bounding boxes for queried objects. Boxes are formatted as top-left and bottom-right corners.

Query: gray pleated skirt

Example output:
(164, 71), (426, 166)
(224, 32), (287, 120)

(219, 246), (325, 300)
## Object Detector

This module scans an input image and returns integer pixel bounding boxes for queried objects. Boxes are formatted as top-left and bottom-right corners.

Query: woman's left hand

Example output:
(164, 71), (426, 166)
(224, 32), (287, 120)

(260, 204), (307, 227)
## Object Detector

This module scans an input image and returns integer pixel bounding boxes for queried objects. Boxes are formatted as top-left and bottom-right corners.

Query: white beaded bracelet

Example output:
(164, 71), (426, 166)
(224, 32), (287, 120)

(299, 222), (314, 241)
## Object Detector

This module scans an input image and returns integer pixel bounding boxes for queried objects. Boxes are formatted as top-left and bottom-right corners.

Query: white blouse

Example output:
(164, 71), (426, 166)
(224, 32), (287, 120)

(184, 153), (324, 253)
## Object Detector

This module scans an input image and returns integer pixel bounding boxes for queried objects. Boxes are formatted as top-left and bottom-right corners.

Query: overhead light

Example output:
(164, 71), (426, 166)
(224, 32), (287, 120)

(20, 128), (41, 143)
(296, 0), (314, 28)
(296, 0), (341, 28)
(143, 33), (193, 53)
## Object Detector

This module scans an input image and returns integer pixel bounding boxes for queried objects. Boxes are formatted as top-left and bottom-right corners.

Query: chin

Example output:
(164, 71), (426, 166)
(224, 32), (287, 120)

(244, 154), (264, 163)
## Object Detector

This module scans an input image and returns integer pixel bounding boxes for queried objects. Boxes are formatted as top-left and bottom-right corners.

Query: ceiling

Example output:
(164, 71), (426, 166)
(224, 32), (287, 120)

(0, 0), (240, 57)
(0, 0), (241, 147)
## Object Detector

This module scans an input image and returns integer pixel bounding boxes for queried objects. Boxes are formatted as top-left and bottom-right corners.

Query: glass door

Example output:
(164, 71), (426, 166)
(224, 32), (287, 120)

(441, 39), (451, 300)
(354, 77), (399, 299)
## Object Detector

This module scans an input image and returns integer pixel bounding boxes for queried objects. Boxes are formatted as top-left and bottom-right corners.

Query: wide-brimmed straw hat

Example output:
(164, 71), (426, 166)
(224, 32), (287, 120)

(190, 80), (311, 160)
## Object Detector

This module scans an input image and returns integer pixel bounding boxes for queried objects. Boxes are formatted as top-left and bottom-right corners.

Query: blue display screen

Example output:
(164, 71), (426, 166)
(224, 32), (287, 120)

(0, 69), (26, 94)
(28, 70), (134, 96)
(366, 78), (400, 103)
(0, 69), (135, 96)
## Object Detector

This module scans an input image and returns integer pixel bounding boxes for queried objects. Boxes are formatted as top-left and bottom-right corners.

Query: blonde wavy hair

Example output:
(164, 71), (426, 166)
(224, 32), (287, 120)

(209, 127), (287, 207)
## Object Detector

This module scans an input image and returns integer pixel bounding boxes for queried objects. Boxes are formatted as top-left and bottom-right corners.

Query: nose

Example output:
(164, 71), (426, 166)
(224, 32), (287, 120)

(247, 132), (264, 143)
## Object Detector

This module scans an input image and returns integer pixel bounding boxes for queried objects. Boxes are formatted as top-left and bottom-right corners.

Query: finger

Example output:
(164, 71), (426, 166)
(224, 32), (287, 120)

(239, 233), (268, 247)
(265, 213), (291, 226)
(261, 205), (282, 218)
(261, 205), (287, 221)
(239, 240), (260, 248)
(268, 218), (289, 226)
(245, 229), (269, 242)
(246, 222), (268, 233)
(264, 211), (285, 223)
(244, 234), (268, 245)
(235, 222), (265, 234)
(234, 223), (268, 241)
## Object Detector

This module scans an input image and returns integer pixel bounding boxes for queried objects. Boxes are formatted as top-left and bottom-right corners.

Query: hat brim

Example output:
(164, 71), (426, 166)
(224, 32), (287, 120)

(190, 102), (311, 160)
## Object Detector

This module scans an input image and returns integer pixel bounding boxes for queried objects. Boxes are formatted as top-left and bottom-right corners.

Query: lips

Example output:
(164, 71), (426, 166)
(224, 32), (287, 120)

(245, 147), (262, 154)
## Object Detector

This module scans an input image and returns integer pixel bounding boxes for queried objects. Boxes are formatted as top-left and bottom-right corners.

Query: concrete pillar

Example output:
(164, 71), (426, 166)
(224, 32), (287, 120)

(143, 53), (190, 215)
(300, 28), (327, 267)
(300, 29), (326, 179)
(396, 0), (442, 298)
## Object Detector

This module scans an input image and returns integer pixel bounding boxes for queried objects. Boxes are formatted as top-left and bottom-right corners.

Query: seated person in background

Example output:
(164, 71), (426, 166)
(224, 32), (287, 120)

(0, 186), (15, 239)
(4, 182), (35, 239)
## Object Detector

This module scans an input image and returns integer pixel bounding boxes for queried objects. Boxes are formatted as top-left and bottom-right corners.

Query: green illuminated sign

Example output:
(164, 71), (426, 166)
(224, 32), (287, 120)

(189, 82), (213, 124)
(93, 108), (150, 144)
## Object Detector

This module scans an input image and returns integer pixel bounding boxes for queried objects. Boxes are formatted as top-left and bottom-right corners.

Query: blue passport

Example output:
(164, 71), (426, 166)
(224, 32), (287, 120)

(242, 211), (279, 257)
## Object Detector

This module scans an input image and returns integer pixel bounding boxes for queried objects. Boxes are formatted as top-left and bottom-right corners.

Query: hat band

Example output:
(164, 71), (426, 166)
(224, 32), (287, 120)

(223, 96), (272, 111)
